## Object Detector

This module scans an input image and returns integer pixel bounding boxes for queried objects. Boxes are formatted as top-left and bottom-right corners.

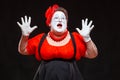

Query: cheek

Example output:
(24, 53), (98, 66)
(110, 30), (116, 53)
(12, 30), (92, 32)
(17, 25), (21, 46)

(63, 21), (67, 28)
(51, 20), (57, 26)
(51, 23), (57, 31)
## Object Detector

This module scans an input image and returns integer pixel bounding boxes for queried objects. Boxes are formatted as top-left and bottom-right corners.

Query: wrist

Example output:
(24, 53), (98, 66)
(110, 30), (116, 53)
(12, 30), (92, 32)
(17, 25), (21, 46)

(83, 35), (91, 42)
(22, 32), (30, 36)
(21, 35), (29, 39)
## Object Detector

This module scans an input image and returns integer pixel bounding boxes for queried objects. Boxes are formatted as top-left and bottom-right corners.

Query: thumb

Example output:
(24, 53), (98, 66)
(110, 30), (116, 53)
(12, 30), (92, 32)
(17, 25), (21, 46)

(76, 28), (81, 34)
(31, 26), (38, 32)
(17, 22), (22, 28)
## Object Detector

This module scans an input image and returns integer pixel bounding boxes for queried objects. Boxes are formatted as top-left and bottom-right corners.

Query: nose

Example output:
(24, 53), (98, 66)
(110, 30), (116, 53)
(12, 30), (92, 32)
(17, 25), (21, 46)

(58, 18), (62, 22)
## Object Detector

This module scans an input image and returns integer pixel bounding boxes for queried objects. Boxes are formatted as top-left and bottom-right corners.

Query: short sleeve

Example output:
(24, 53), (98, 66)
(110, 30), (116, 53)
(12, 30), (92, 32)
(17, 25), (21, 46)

(26, 33), (45, 55)
(72, 32), (87, 60)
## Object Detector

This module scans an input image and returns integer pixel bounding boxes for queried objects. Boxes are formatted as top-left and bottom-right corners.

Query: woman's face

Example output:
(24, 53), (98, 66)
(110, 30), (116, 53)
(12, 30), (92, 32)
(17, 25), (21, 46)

(50, 11), (67, 33)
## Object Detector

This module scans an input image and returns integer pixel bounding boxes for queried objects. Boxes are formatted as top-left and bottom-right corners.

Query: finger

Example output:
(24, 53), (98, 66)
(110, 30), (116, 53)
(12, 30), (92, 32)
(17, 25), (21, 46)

(31, 26), (38, 32)
(82, 19), (84, 29)
(28, 16), (31, 25)
(90, 25), (94, 31)
(85, 18), (88, 25)
(21, 17), (25, 24)
(88, 20), (93, 27)
(17, 22), (22, 27)
(76, 28), (81, 34)
(25, 15), (27, 23)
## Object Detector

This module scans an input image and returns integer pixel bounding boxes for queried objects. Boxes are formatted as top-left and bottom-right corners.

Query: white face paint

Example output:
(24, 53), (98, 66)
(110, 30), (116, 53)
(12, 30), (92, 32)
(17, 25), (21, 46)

(50, 11), (67, 33)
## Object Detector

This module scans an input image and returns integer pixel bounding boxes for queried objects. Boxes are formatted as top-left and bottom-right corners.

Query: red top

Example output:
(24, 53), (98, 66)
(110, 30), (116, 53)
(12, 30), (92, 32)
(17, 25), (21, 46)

(26, 32), (86, 61)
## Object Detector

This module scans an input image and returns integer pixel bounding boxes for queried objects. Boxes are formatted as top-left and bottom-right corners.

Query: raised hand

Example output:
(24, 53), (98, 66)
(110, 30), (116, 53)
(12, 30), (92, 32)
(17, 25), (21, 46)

(17, 16), (37, 36)
(76, 18), (94, 42)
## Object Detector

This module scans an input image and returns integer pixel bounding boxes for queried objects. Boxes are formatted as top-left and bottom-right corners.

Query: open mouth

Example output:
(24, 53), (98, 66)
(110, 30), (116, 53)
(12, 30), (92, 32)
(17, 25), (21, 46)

(57, 23), (62, 28)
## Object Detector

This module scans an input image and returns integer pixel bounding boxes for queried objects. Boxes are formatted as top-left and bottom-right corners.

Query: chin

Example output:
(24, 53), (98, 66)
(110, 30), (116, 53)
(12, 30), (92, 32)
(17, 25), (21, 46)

(53, 30), (65, 36)
(57, 29), (66, 33)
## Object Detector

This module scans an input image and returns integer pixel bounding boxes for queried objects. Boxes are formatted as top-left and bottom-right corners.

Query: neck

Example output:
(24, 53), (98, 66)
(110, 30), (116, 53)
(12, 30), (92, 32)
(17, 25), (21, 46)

(49, 30), (68, 41)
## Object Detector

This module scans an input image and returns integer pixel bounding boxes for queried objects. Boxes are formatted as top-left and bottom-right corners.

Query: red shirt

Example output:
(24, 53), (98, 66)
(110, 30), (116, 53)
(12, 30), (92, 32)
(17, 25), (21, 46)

(26, 32), (86, 61)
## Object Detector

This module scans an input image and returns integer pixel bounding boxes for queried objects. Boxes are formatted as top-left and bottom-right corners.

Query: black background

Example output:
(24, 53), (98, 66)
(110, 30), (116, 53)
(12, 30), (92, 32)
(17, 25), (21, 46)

(0, 0), (119, 80)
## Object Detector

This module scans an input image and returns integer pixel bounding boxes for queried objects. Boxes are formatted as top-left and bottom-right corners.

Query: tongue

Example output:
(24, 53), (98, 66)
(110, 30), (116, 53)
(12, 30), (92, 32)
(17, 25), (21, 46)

(57, 24), (62, 28)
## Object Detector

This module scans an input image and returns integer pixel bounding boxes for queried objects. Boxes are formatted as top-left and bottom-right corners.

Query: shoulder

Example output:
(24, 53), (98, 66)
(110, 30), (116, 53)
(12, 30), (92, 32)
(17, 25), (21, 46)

(28, 33), (46, 42)
(71, 32), (84, 41)
(30, 33), (45, 39)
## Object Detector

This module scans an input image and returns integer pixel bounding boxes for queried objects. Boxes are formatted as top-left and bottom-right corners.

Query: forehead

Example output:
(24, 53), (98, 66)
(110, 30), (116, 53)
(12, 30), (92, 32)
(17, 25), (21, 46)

(53, 11), (66, 17)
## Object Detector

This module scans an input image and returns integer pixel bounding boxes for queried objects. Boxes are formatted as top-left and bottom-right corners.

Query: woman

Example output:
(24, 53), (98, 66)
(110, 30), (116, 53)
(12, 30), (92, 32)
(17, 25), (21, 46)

(17, 4), (98, 80)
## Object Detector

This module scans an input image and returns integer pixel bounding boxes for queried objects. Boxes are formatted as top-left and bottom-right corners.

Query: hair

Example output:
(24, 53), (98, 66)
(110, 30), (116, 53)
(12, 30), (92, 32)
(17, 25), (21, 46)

(45, 4), (68, 26)
(55, 7), (68, 21)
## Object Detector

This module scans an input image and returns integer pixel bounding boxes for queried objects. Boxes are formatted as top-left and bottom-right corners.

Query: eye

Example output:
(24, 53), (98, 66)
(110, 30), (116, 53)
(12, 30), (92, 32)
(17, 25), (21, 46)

(62, 18), (65, 20)
(62, 17), (66, 20)
(54, 17), (58, 19)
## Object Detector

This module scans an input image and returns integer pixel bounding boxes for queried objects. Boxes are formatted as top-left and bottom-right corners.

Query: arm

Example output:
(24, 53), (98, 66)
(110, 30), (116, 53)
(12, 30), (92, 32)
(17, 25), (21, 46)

(18, 35), (29, 55)
(17, 16), (37, 55)
(85, 40), (98, 59)
(76, 18), (98, 59)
